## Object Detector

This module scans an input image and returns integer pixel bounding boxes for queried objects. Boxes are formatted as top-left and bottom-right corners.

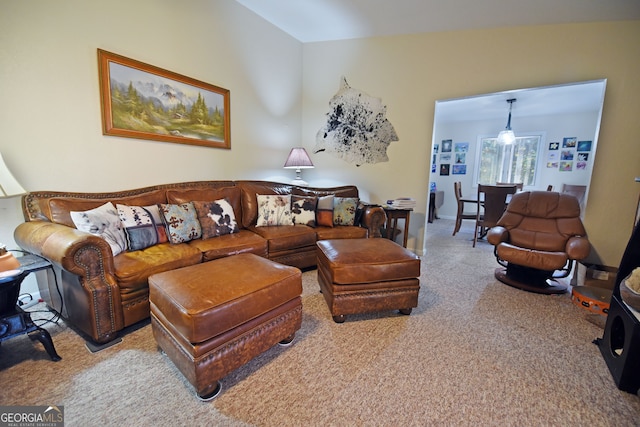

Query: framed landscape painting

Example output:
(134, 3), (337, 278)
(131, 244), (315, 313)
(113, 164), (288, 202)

(98, 49), (230, 149)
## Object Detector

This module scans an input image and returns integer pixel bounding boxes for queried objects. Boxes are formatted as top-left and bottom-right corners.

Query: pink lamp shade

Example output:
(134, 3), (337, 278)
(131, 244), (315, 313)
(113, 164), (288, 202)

(283, 147), (314, 186)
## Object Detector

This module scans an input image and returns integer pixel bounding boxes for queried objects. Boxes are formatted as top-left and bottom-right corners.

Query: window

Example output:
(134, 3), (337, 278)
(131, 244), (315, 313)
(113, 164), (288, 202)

(476, 135), (542, 186)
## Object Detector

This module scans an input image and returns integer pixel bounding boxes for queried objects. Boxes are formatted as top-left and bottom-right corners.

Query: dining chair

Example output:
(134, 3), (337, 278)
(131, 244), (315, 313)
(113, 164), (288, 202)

(496, 182), (523, 191)
(561, 184), (587, 210)
(452, 181), (479, 236)
(473, 184), (518, 247)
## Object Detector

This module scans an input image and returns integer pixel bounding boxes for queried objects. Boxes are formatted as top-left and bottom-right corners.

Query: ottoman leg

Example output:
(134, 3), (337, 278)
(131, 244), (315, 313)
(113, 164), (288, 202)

(399, 308), (413, 315)
(333, 315), (346, 323)
(197, 381), (222, 402)
(278, 333), (296, 346)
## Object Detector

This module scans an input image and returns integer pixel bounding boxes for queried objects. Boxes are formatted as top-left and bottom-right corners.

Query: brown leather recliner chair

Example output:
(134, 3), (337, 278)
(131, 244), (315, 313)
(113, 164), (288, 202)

(487, 191), (591, 294)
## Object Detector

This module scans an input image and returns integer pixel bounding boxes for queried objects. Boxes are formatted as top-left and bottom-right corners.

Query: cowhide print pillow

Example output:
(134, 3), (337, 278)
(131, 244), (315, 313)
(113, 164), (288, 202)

(192, 199), (240, 239)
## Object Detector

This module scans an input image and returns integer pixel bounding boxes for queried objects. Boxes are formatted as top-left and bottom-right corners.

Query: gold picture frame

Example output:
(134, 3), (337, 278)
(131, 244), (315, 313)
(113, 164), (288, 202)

(98, 49), (230, 149)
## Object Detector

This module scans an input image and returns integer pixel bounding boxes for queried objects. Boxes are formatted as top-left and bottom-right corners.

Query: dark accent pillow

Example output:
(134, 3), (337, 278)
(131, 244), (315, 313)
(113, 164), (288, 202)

(192, 199), (239, 239)
(116, 204), (167, 251)
(291, 195), (317, 227)
(316, 195), (334, 227)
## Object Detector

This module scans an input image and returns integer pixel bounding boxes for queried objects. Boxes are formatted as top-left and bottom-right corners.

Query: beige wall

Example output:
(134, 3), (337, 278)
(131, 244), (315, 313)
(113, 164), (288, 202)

(302, 21), (640, 264)
(0, 0), (303, 294)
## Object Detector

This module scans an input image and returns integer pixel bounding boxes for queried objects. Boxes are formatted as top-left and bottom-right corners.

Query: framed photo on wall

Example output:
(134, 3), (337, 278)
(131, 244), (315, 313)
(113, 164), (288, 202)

(97, 49), (230, 149)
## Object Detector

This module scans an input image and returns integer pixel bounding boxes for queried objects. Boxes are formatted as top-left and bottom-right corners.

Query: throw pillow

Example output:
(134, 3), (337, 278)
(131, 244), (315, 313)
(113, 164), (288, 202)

(291, 195), (317, 227)
(333, 197), (359, 226)
(70, 202), (128, 256)
(192, 199), (239, 239)
(116, 204), (167, 251)
(159, 202), (202, 244)
(316, 195), (334, 227)
(256, 194), (293, 226)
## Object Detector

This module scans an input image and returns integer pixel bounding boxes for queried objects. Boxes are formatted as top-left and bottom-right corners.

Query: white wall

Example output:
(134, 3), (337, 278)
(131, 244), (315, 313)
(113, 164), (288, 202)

(0, 0), (304, 296)
(432, 110), (599, 219)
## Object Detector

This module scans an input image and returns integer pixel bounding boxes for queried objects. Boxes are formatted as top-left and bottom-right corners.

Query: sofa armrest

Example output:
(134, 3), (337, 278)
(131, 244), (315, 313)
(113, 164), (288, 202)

(14, 221), (124, 343)
(358, 204), (387, 238)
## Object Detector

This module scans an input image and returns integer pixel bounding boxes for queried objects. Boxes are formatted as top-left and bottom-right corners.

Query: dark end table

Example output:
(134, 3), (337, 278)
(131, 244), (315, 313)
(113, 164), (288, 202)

(0, 253), (61, 361)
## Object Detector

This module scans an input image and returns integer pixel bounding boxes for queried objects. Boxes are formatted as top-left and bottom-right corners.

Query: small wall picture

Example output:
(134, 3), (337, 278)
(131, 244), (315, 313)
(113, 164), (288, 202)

(560, 161), (573, 171)
(440, 164), (450, 175)
(562, 137), (577, 148)
(549, 142), (559, 150)
(577, 140), (592, 152)
(454, 142), (469, 153)
(561, 150), (574, 160)
(452, 164), (466, 175)
(441, 139), (452, 152)
(577, 152), (589, 162)
(547, 162), (559, 168)
(440, 153), (451, 162)
(576, 161), (587, 170)
(433, 144), (439, 153)
(455, 153), (466, 164)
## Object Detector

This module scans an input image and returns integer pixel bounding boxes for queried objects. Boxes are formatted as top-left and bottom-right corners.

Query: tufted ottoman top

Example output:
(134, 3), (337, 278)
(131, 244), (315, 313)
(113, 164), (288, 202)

(316, 238), (420, 285)
(149, 253), (301, 344)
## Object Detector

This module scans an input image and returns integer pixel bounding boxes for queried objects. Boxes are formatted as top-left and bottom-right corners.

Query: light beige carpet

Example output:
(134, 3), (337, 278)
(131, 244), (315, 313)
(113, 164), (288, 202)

(1, 219), (639, 426)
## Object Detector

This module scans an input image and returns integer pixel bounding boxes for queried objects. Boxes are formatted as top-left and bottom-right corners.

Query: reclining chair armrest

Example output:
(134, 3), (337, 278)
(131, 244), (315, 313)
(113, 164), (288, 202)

(487, 226), (509, 245)
(565, 236), (591, 260)
(14, 221), (124, 344)
(358, 204), (387, 238)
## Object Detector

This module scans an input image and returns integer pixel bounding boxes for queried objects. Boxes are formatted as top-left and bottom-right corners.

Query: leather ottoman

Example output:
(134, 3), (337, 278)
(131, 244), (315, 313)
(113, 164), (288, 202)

(149, 253), (302, 400)
(316, 239), (420, 323)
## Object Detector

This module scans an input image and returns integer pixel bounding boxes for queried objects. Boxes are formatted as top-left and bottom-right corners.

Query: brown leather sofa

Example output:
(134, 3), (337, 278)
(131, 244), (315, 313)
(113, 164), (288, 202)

(14, 180), (386, 344)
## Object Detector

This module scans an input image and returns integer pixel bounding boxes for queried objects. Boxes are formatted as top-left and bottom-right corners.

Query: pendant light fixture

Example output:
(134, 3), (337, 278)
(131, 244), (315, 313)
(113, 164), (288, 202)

(497, 98), (516, 145)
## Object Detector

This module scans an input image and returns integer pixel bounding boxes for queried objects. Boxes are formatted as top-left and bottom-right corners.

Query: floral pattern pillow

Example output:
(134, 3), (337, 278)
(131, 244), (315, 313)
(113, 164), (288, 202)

(333, 197), (359, 226)
(70, 202), (128, 256)
(291, 195), (317, 227)
(159, 202), (202, 244)
(192, 199), (239, 239)
(256, 194), (293, 227)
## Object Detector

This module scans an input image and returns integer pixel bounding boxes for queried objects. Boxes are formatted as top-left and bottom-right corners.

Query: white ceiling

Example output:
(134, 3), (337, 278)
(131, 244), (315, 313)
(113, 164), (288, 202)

(234, 1), (625, 120)
(234, 0), (640, 43)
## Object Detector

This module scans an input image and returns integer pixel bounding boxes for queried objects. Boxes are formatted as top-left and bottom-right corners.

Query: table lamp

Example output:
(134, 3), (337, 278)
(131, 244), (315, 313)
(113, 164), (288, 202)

(0, 152), (26, 272)
(283, 147), (314, 186)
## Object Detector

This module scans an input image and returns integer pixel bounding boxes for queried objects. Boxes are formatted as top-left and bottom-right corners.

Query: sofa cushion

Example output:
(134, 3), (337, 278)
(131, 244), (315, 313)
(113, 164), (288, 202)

(256, 194), (293, 226)
(159, 203), (202, 244)
(70, 202), (128, 256)
(291, 195), (317, 227)
(117, 204), (168, 251)
(248, 225), (316, 253)
(333, 197), (359, 226)
(113, 242), (202, 290)
(316, 195), (334, 227)
(192, 199), (239, 239)
(188, 229), (268, 262)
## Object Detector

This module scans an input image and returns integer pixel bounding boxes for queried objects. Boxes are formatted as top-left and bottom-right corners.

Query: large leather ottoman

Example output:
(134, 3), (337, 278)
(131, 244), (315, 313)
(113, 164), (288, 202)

(149, 253), (302, 400)
(316, 239), (420, 323)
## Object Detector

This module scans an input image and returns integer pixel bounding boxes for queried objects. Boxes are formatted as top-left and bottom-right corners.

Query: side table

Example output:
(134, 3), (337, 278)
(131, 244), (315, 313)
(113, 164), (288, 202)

(0, 253), (61, 361)
(383, 207), (412, 248)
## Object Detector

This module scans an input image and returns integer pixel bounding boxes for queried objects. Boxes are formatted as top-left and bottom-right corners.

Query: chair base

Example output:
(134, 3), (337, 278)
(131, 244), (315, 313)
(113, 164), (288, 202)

(495, 266), (567, 295)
